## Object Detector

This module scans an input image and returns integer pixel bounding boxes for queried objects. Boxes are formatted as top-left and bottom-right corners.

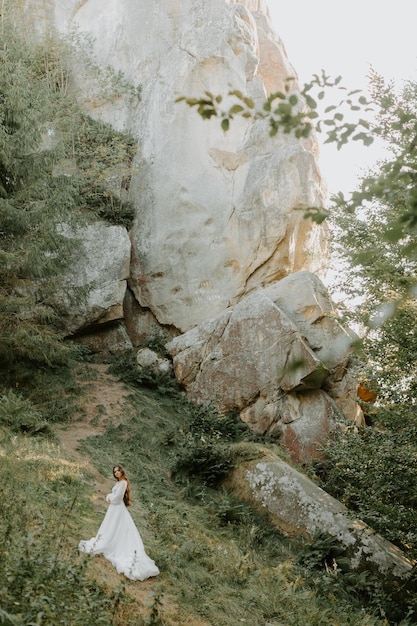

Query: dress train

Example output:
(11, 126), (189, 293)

(79, 479), (159, 581)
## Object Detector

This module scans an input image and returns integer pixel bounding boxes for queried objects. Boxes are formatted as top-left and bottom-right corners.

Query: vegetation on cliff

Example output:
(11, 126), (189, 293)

(0, 11), (135, 405)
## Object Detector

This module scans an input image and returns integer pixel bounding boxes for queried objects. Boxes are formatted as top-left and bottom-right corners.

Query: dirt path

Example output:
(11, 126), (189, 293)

(56, 362), (209, 626)
(57, 363), (130, 509)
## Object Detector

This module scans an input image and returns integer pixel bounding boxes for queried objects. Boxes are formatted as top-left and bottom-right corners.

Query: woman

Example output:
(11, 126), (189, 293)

(79, 464), (159, 581)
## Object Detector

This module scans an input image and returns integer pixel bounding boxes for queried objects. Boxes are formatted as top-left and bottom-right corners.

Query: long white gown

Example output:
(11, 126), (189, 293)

(79, 479), (160, 581)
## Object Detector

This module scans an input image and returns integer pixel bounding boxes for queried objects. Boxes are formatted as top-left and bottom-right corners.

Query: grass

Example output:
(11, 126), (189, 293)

(78, 384), (395, 626)
(1, 366), (413, 625)
(0, 430), (116, 625)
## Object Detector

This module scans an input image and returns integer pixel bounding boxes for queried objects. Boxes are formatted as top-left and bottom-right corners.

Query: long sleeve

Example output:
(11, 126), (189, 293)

(106, 480), (127, 505)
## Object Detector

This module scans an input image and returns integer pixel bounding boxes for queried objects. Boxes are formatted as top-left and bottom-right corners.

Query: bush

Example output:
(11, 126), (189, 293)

(310, 421), (417, 561)
(109, 350), (181, 396)
(0, 390), (51, 436)
(170, 404), (251, 488)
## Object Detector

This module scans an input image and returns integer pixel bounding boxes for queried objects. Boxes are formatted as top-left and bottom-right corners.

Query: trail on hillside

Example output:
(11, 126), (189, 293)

(58, 363), (130, 511)
(57, 363), (209, 626)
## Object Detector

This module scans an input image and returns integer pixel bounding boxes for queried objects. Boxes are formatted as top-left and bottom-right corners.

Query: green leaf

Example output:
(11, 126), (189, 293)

(305, 95), (317, 110)
(269, 91), (286, 101)
(229, 104), (244, 115)
(243, 97), (255, 109)
(221, 118), (230, 132)
(274, 102), (292, 116)
(229, 89), (244, 100)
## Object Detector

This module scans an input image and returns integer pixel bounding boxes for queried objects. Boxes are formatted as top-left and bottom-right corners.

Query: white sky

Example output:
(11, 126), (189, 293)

(267, 1), (417, 197)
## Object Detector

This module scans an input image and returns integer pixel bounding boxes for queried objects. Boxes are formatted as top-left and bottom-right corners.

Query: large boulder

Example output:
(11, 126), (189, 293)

(237, 456), (415, 580)
(262, 271), (363, 425)
(240, 389), (345, 463)
(167, 271), (362, 460)
(72, 322), (133, 359)
(58, 222), (131, 335)
(167, 287), (329, 409)
(123, 287), (176, 348)
(31, 0), (329, 333)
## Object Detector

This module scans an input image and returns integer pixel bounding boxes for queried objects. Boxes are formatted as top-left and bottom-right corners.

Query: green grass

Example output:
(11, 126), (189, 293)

(79, 386), (395, 626)
(0, 430), (117, 625)
(1, 367), (413, 625)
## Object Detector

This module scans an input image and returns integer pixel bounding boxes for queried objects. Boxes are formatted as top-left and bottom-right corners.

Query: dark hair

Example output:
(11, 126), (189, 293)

(113, 464), (131, 507)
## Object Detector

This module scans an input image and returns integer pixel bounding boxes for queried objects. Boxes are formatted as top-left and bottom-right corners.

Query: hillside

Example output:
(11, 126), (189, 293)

(57, 363), (210, 625)
(1, 3), (417, 624)
(3, 361), (393, 626)
(2, 357), (417, 624)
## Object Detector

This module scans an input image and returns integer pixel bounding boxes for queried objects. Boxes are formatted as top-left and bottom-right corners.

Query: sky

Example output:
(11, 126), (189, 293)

(266, 1), (417, 197)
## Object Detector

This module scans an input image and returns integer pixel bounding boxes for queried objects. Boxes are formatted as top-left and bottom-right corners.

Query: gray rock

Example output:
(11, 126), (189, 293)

(136, 348), (172, 375)
(36, 0), (329, 333)
(58, 222), (130, 335)
(167, 272), (362, 461)
(243, 457), (414, 579)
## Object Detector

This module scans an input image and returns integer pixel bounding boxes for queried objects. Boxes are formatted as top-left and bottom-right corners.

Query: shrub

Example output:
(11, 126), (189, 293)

(170, 404), (252, 488)
(310, 421), (417, 561)
(109, 350), (181, 396)
(0, 390), (51, 436)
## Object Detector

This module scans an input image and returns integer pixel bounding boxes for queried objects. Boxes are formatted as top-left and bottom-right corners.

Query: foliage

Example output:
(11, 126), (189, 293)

(330, 76), (417, 403)
(309, 420), (417, 561)
(178, 70), (417, 237)
(60, 112), (136, 228)
(0, 18), (80, 383)
(170, 403), (253, 487)
(0, 390), (52, 436)
(79, 384), (390, 625)
(176, 70), (373, 148)
(0, 13), (136, 396)
(297, 531), (417, 625)
(0, 364), (399, 625)
(108, 350), (181, 396)
(0, 436), (117, 625)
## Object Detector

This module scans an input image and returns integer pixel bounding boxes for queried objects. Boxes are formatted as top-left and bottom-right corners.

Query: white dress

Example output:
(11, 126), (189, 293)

(79, 479), (160, 581)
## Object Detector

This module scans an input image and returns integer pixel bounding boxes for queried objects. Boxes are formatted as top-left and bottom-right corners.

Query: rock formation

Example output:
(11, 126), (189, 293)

(167, 270), (363, 461)
(25, 0), (363, 458)
(57, 222), (131, 336)
(30, 0), (328, 328)
(231, 452), (415, 580)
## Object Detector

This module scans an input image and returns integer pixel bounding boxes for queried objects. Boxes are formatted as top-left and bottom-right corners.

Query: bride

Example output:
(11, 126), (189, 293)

(79, 464), (160, 581)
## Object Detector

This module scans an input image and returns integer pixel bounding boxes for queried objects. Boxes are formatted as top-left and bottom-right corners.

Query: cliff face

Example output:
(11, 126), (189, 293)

(32, 0), (328, 332)
(24, 0), (362, 459)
